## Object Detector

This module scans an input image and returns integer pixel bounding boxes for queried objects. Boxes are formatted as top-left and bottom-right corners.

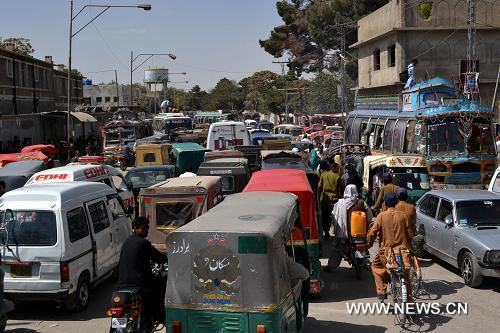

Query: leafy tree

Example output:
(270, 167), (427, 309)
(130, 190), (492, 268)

(241, 71), (284, 115)
(0, 37), (35, 56)
(207, 78), (243, 111)
(260, 0), (389, 78)
(305, 72), (354, 115)
(185, 85), (208, 111)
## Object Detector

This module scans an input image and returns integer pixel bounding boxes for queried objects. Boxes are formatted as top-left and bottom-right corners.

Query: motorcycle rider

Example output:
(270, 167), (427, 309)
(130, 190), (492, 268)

(117, 217), (167, 324)
(326, 184), (372, 271)
(367, 192), (413, 302)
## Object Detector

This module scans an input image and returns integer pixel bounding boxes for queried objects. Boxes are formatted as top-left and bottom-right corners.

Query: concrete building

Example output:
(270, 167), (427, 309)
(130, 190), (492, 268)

(351, 0), (500, 106)
(0, 46), (92, 146)
(82, 83), (141, 107)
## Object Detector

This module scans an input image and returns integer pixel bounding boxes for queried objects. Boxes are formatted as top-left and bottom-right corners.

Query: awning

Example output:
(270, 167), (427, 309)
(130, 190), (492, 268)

(41, 110), (97, 123)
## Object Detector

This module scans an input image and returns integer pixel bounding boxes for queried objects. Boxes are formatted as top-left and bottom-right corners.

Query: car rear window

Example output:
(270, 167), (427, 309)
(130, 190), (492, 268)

(156, 202), (196, 228)
(0, 210), (57, 246)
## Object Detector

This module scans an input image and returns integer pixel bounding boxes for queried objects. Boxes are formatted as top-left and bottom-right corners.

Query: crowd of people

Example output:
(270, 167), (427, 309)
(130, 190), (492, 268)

(309, 145), (417, 302)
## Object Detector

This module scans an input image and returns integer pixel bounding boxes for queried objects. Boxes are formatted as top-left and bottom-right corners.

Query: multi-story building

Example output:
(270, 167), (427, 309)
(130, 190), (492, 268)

(351, 0), (500, 107)
(83, 83), (141, 107)
(0, 46), (86, 145)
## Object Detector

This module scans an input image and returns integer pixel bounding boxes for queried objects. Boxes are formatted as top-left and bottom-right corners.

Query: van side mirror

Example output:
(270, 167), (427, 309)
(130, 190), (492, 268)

(444, 215), (454, 228)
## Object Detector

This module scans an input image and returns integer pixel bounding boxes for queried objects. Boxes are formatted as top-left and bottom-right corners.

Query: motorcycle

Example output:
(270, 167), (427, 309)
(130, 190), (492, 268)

(0, 266), (15, 333)
(115, 151), (135, 171)
(328, 236), (371, 279)
(107, 263), (167, 333)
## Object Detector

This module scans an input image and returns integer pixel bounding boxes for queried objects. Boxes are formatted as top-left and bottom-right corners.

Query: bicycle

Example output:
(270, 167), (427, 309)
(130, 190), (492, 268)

(388, 248), (412, 327)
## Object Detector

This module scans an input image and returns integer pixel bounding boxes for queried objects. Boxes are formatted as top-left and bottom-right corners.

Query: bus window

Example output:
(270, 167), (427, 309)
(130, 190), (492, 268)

(383, 120), (397, 151)
(405, 120), (426, 154)
(351, 117), (363, 144)
(393, 119), (407, 153)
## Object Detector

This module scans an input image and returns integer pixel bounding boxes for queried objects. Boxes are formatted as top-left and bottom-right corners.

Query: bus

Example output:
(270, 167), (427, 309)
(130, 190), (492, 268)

(346, 77), (496, 189)
(193, 112), (229, 129)
(152, 113), (192, 138)
(274, 124), (303, 140)
(102, 119), (153, 158)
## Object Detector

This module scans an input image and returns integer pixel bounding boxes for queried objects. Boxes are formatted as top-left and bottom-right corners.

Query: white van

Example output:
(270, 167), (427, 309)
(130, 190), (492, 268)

(206, 121), (251, 151)
(0, 182), (132, 310)
(24, 164), (135, 209)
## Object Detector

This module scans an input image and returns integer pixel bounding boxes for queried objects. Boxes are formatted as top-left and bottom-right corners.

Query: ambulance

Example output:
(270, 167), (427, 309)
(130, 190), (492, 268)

(0, 182), (132, 311)
(206, 121), (251, 151)
(24, 164), (135, 209)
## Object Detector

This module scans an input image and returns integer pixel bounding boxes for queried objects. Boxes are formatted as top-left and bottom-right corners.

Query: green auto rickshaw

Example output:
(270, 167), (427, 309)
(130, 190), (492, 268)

(171, 142), (211, 174)
(165, 192), (308, 333)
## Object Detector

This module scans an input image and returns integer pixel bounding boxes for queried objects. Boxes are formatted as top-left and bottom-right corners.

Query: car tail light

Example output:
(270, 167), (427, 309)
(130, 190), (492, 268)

(355, 243), (366, 251)
(172, 320), (182, 333)
(309, 280), (322, 294)
(256, 325), (266, 333)
(106, 306), (125, 317)
(60, 262), (69, 283)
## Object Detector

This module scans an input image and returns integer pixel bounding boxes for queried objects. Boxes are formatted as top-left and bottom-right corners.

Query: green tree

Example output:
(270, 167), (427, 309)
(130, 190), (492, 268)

(260, 0), (389, 78)
(241, 70), (284, 115)
(185, 85), (208, 111)
(305, 72), (354, 115)
(207, 78), (243, 111)
(0, 37), (35, 56)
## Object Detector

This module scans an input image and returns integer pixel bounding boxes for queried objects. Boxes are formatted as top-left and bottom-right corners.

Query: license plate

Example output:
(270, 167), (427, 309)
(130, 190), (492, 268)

(111, 318), (127, 328)
(10, 264), (32, 278)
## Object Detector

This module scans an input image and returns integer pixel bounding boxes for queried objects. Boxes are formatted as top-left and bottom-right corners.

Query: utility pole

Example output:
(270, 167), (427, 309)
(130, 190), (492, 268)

(273, 60), (290, 122)
(340, 25), (347, 128)
(465, 0), (479, 102)
(115, 69), (119, 106)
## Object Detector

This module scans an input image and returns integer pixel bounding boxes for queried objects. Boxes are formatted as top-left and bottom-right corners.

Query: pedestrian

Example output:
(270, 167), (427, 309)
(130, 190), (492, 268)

(318, 160), (340, 240)
(326, 184), (372, 271)
(0, 180), (6, 197)
(309, 146), (321, 172)
(71, 150), (81, 163)
(395, 188), (417, 237)
(404, 59), (418, 89)
(367, 192), (413, 302)
(371, 173), (399, 212)
(342, 164), (363, 196)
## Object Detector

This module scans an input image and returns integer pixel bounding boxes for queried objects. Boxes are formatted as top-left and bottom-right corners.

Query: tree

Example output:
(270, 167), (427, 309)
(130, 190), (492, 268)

(259, 0), (389, 78)
(185, 85), (208, 111)
(206, 78), (243, 111)
(0, 37), (35, 56)
(241, 71), (284, 115)
(305, 72), (354, 115)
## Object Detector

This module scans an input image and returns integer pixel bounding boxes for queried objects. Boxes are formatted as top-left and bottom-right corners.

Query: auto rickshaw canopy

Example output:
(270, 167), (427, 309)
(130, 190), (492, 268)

(166, 191), (299, 310)
(172, 142), (211, 173)
(244, 169), (318, 244)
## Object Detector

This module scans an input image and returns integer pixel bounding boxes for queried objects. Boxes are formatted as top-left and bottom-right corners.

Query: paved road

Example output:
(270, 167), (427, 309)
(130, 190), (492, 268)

(6, 243), (500, 333)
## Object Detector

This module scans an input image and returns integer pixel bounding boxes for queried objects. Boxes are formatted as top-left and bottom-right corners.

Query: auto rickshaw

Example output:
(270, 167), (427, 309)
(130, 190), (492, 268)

(362, 154), (430, 205)
(197, 158), (250, 195)
(261, 137), (292, 150)
(326, 144), (370, 179)
(204, 150), (244, 162)
(165, 192), (308, 333)
(234, 145), (262, 172)
(171, 142), (211, 173)
(244, 169), (321, 295)
(135, 143), (172, 167)
(138, 175), (223, 251)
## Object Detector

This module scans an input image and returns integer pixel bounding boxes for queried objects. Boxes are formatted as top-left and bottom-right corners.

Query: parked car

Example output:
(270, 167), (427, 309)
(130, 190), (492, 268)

(0, 160), (45, 193)
(416, 190), (500, 287)
(0, 182), (133, 310)
(124, 165), (177, 199)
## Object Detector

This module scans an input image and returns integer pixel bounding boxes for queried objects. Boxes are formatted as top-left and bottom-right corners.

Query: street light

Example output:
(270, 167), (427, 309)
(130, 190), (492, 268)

(129, 52), (177, 107)
(67, 0), (151, 160)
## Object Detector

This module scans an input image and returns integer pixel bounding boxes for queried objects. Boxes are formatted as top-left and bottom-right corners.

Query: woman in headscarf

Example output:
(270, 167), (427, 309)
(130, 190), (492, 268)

(326, 184), (372, 271)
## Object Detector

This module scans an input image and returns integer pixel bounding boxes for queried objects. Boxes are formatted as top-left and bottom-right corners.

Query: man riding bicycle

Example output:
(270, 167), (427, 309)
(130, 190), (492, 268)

(367, 192), (413, 302)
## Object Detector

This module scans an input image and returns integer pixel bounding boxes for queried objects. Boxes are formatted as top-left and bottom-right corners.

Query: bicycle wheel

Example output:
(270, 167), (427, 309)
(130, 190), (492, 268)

(409, 256), (422, 299)
(389, 270), (407, 326)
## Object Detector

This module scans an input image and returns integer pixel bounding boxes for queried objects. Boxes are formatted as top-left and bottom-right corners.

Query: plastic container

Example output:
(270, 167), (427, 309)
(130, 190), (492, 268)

(350, 211), (367, 238)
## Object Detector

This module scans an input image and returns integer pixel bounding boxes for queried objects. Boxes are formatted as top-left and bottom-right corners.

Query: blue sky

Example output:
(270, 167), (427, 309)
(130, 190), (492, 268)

(1, 0), (285, 90)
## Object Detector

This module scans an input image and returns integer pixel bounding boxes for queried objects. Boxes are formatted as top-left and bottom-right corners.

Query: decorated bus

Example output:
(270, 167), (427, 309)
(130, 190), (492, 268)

(346, 77), (496, 189)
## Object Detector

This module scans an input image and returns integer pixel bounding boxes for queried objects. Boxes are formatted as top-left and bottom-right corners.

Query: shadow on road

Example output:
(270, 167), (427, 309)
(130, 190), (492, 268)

(314, 266), (376, 303)
(9, 279), (115, 322)
(6, 329), (38, 333)
(418, 279), (464, 301)
(305, 317), (387, 333)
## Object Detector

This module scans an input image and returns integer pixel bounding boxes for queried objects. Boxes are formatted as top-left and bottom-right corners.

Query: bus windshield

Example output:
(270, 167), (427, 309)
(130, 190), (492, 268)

(428, 117), (494, 155)
(391, 168), (429, 190)
(165, 118), (192, 132)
